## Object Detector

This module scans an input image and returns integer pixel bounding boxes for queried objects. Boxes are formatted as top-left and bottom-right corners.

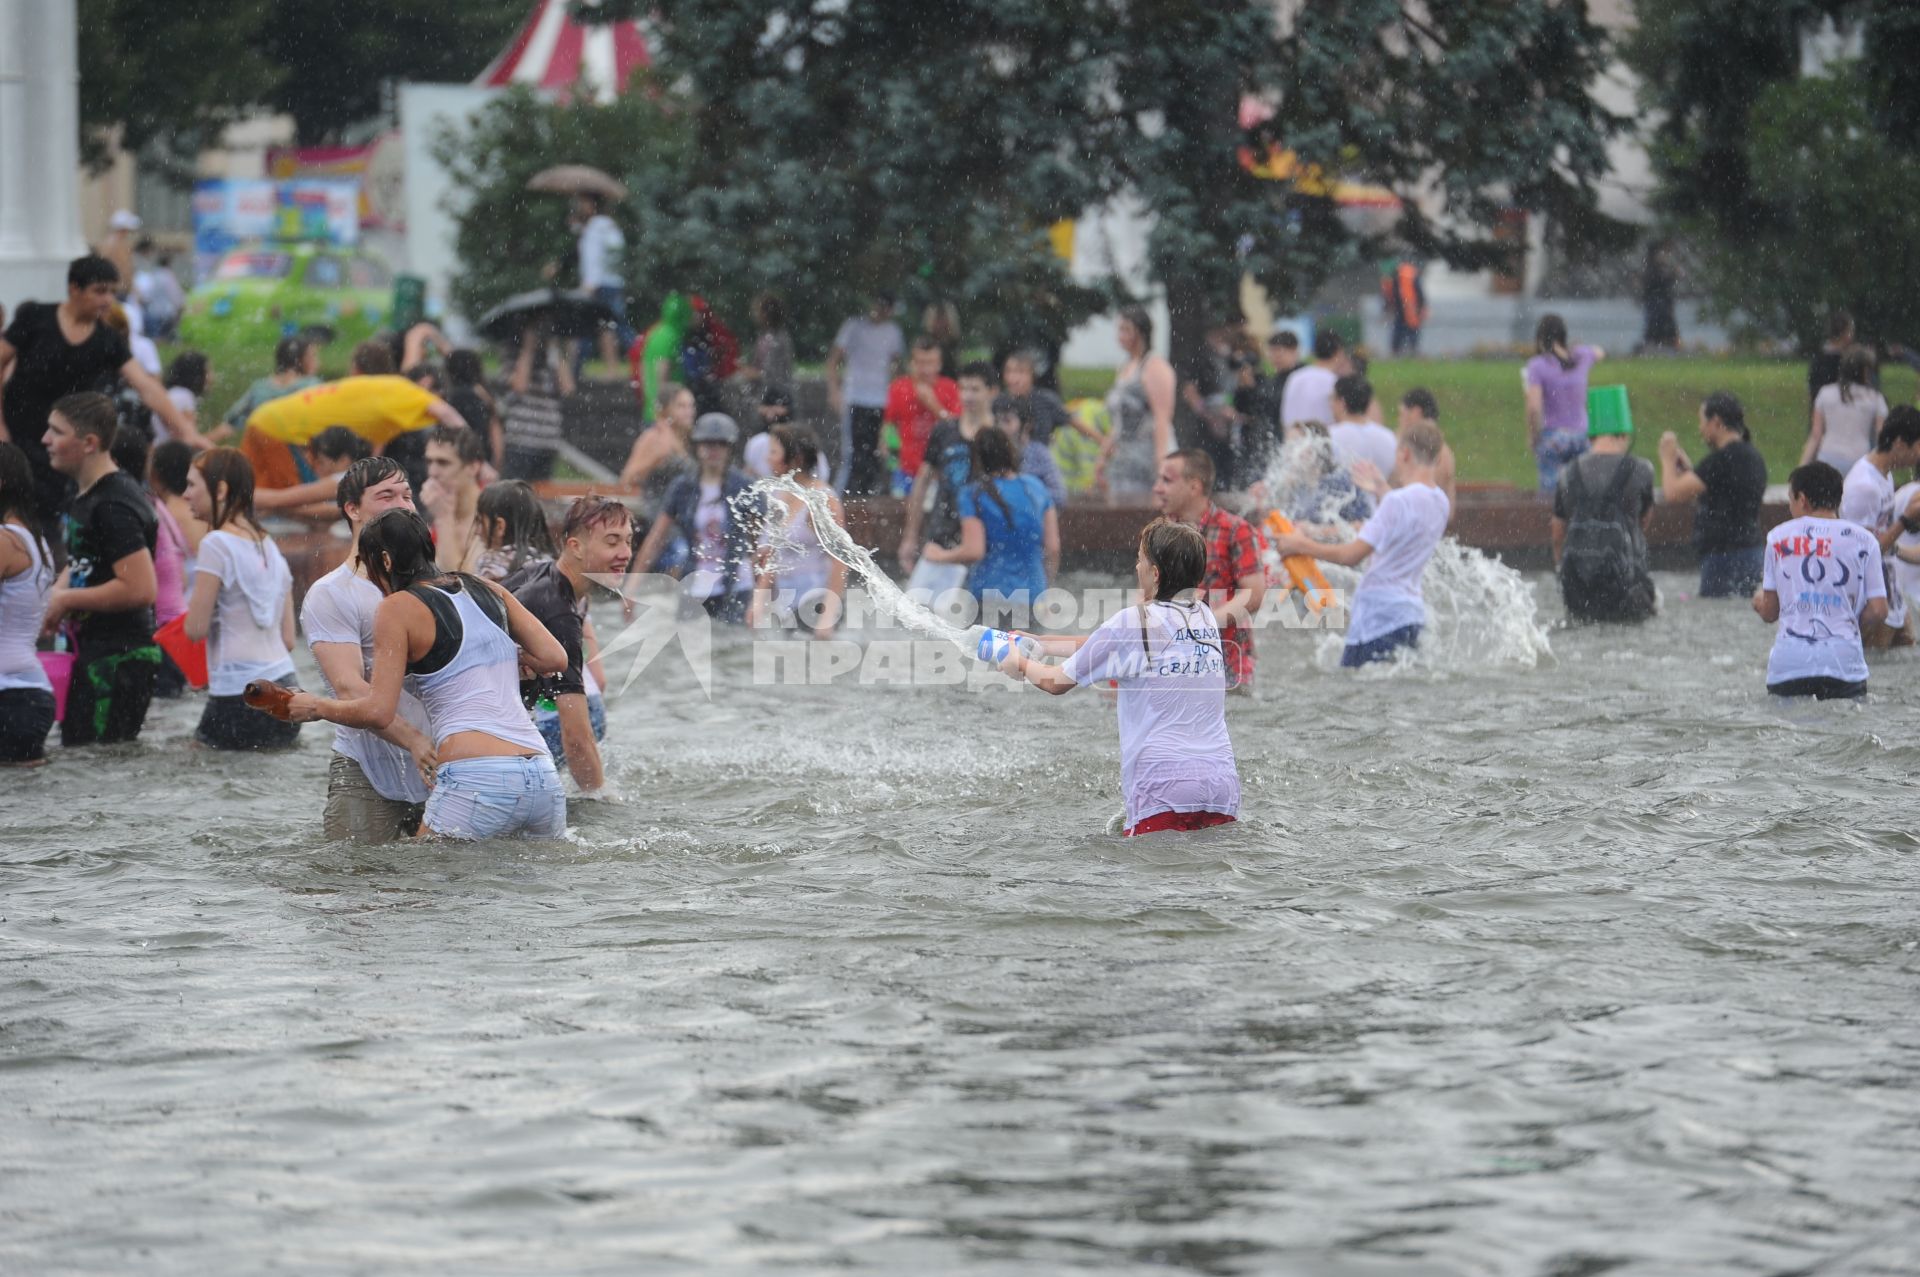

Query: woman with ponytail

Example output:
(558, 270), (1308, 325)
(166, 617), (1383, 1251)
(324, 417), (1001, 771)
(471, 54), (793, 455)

(1523, 313), (1604, 497)
(183, 447), (302, 749)
(991, 517), (1240, 837)
(1658, 390), (1769, 597)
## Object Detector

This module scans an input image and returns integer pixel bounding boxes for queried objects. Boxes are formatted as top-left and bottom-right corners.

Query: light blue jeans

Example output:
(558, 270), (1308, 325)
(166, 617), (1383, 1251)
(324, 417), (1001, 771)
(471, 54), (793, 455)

(422, 754), (567, 840)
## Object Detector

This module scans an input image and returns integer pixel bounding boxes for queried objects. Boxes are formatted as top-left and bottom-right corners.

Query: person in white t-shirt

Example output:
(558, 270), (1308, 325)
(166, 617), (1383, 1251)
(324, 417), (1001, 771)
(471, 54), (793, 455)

(1272, 421), (1452, 667)
(1280, 330), (1351, 428)
(569, 193), (633, 368)
(825, 292), (905, 495)
(995, 518), (1240, 837)
(182, 448), (301, 750)
(1755, 461), (1887, 699)
(300, 457), (438, 841)
(1836, 405), (1920, 648)
(1801, 346), (1887, 474)
(1328, 373), (1397, 481)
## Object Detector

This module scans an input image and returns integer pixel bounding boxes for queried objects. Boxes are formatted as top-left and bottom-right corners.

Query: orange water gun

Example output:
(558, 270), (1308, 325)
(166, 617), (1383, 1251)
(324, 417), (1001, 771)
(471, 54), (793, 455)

(1263, 512), (1337, 613)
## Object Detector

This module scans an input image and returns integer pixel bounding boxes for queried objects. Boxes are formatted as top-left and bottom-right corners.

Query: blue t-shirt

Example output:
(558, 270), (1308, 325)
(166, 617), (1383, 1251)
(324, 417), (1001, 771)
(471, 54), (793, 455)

(958, 474), (1052, 601)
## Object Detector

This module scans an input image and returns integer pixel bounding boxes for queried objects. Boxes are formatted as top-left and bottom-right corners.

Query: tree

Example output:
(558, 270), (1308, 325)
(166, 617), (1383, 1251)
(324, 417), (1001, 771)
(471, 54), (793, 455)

(77, 0), (279, 171)
(1625, 1), (1920, 348)
(258, 0), (531, 145)
(77, 0), (529, 169)
(645, 0), (1624, 368)
(649, 0), (1117, 359)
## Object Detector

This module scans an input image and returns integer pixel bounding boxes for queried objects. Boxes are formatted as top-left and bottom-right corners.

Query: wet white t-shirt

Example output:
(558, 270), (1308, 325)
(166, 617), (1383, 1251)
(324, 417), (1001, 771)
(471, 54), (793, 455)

(832, 317), (904, 408)
(195, 529), (295, 696)
(1762, 515), (1884, 687)
(1062, 599), (1240, 828)
(1894, 481), (1920, 617)
(1347, 483), (1451, 646)
(1840, 456), (1903, 628)
(1330, 420), (1397, 481)
(1812, 384), (1887, 473)
(301, 562), (432, 804)
(1280, 364), (1337, 427)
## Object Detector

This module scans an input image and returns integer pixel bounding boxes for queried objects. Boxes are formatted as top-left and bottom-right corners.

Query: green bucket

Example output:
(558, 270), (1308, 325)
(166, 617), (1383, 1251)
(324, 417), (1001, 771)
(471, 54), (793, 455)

(1586, 384), (1633, 437)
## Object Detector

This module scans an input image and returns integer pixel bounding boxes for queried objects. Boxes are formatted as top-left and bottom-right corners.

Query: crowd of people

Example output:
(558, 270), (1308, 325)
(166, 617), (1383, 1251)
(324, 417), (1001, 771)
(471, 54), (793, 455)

(3, 242), (1914, 843)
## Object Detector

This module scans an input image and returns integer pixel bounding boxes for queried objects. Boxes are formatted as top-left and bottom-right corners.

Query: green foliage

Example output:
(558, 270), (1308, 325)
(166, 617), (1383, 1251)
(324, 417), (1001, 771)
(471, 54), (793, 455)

(77, 0), (279, 170)
(650, 0), (1114, 357)
(1692, 70), (1920, 349)
(644, 0), (1623, 366)
(429, 86), (699, 332)
(1625, 1), (1920, 349)
(257, 0), (530, 145)
(77, 0), (528, 164)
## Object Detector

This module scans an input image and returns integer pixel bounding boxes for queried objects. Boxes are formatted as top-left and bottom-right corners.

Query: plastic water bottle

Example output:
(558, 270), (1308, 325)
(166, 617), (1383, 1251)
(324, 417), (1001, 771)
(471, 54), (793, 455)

(963, 624), (1036, 664)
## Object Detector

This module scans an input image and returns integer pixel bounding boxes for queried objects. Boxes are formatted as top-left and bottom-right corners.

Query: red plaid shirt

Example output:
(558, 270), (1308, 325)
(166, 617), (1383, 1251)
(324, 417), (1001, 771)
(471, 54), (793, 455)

(1194, 504), (1260, 688)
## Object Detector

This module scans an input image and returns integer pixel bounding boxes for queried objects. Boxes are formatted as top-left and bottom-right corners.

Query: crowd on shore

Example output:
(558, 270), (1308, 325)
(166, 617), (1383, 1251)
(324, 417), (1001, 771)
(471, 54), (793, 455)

(3, 247), (1914, 843)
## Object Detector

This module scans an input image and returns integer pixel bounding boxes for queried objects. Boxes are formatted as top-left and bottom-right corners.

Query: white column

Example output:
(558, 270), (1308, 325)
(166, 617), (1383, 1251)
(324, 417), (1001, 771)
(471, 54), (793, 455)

(0, 0), (35, 257)
(0, 0), (83, 309)
(33, 0), (87, 262)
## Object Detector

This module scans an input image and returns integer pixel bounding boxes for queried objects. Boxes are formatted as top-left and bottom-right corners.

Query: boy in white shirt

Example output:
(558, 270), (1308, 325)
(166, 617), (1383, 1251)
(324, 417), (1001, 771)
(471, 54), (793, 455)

(1272, 420), (1451, 667)
(1836, 405), (1920, 647)
(1755, 461), (1887, 699)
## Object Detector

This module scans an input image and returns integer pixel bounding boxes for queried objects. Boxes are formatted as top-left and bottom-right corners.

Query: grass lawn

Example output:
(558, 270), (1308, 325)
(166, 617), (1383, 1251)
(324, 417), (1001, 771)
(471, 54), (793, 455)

(1062, 357), (1920, 490)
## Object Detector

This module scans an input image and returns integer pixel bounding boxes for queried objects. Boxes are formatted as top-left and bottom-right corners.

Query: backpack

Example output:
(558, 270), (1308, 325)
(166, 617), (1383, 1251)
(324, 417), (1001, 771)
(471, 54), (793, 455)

(1559, 456), (1645, 610)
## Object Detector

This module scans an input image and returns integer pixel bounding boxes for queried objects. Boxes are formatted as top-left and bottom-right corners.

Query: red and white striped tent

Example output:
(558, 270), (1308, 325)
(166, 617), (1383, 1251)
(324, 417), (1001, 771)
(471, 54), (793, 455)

(474, 0), (652, 105)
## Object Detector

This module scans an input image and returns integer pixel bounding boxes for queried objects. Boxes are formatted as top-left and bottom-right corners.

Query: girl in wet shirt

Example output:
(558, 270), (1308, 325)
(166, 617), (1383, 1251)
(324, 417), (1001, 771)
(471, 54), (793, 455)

(994, 518), (1240, 836)
(183, 449), (302, 750)
(287, 509), (570, 839)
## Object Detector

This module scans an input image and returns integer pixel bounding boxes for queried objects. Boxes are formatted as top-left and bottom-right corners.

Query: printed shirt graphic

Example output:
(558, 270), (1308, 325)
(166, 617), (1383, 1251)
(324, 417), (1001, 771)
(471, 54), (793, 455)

(1762, 515), (1884, 686)
(1062, 599), (1240, 828)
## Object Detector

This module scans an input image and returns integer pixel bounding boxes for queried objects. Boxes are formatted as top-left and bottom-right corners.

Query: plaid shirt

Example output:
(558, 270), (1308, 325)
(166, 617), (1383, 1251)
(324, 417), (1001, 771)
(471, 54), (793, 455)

(1195, 504), (1260, 688)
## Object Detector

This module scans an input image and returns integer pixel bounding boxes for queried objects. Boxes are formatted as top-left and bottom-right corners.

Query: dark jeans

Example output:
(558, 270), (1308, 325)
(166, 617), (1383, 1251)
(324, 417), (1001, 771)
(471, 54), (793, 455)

(1768, 676), (1867, 700)
(1391, 318), (1421, 354)
(153, 649), (189, 699)
(844, 406), (887, 496)
(0, 687), (56, 763)
(196, 681), (304, 751)
(62, 639), (159, 747)
(1698, 546), (1764, 598)
(501, 445), (557, 483)
(1342, 624), (1422, 667)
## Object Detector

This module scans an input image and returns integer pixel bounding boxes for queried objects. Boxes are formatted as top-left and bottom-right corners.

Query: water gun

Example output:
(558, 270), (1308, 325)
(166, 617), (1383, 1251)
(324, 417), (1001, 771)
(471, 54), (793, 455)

(1262, 512), (1337, 613)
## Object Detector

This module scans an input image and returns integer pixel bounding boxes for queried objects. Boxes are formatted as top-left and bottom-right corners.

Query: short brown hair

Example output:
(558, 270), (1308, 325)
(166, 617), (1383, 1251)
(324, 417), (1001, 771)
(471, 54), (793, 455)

(50, 392), (119, 448)
(1398, 420), (1445, 465)
(561, 494), (632, 544)
(352, 339), (397, 376)
(1171, 448), (1214, 492)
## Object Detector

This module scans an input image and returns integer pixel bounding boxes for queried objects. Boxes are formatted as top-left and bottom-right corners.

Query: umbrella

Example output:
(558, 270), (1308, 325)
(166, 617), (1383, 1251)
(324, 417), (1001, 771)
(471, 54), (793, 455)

(476, 287), (619, 343)
(526, 164), (628, 202)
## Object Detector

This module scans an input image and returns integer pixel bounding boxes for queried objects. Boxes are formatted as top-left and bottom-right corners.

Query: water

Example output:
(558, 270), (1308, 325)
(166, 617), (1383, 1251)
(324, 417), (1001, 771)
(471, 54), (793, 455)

(7, 571), (1920, 1275)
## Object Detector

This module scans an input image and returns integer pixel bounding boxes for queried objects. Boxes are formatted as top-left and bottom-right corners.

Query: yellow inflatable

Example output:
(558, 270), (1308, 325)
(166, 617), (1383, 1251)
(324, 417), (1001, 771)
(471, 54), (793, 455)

(1262, 512), (1337, 613)
(245, 375), (438, 448)
(241, 375), (438, 489)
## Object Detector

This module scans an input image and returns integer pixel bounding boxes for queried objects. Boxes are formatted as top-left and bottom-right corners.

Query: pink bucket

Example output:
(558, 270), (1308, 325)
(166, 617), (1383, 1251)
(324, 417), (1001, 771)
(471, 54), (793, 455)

(37, 650), (75, 722)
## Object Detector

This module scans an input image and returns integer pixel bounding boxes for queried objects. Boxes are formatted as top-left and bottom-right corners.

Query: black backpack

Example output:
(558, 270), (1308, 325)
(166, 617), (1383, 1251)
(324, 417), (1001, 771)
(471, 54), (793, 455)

(1560, 456), (1644, 607)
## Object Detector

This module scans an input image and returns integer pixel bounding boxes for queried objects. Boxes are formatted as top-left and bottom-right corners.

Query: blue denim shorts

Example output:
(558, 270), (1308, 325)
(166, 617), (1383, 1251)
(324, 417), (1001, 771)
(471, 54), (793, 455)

(535, 693), (607, 763)
(422, 754), (567, 840)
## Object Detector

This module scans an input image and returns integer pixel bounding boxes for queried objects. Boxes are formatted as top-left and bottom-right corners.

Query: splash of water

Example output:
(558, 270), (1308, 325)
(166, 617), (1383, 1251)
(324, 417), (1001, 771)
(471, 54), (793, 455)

(1258, 435), (1552, 672)
(748, 474), (967, 645)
